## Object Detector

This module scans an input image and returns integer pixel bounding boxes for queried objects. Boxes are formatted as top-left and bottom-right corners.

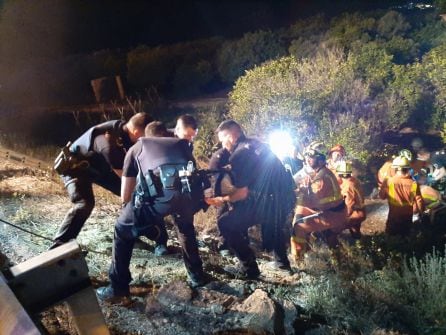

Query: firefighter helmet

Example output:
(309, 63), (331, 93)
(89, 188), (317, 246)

(336, 161), (352, 175)
(304, 141), (326, 158)
(392, 156), (411, 169)
(398, 149), (413, 161)
(328, 144), (346, 157)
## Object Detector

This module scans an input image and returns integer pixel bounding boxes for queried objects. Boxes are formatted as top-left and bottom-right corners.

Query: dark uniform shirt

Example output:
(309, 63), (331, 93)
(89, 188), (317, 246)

(229, 136), (263, 189)
(71, 120), (131, 174)
(209, 147), (230, 170)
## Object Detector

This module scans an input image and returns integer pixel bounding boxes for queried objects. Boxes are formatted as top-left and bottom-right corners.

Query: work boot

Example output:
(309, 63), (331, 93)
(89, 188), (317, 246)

(96, 285), (130, 304)
(349, 227), (362, 239)
(223, 263), (260, 280)
(264, 261), (293, 274)
(187, 272), (211, 288)
(154, 244), (169, 256)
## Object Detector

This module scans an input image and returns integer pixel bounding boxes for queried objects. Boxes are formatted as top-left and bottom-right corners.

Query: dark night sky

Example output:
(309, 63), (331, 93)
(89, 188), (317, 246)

(71, 0), (412, 52)
(0, 0), (412, 55)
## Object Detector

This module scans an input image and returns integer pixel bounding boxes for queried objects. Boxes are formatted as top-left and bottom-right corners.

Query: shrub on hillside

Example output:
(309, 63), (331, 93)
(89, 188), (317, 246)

(192, 104), (227, 163)
(377, 11), (411, 39)
(228, 48), (380, 163)
(413, 15), (446, 52)
(284, 14), (328, 60)
(299, 243), (446, 334)
(422, 43), (446, 130)
(217, 30), (286, 84)
(384, 62), (432, 130)
(325, 12), (376, 50)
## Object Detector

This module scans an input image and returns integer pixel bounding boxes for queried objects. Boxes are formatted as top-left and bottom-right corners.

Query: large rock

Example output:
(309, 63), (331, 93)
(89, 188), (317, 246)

(232, 289), (278, 335)
(152, 280), (193, 313)
(279, 298), (298, 335)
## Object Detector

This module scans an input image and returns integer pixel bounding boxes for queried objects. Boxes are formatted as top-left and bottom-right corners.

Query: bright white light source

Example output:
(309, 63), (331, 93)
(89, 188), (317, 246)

(268, 130), (294, 160)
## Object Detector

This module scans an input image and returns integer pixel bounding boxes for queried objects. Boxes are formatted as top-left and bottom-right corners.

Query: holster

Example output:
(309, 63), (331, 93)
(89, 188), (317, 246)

(159, 164), (181, 190)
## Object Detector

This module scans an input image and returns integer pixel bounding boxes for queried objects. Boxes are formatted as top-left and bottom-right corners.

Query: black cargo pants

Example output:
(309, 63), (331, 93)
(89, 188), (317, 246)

(52, 170), (121, 247)
(108, 190), (203, 294)
(218, 201), (290, 272)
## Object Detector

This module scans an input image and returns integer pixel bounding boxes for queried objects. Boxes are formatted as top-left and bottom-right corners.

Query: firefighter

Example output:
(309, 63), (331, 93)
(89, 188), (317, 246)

(206, 120), (296, 277)
(291, 143), (347, 258)
(97, 134), (208, 301)
(292, 141), (325, 188)
(377, 157), (395, 190)
(379, 156), (424, 236)
(51, 113), (153, 249)
(336, 161), (366, 239)
(327, 144), (347, 179)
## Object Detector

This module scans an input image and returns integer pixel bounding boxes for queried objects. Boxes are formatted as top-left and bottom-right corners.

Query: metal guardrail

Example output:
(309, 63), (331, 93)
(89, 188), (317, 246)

(0, 145), (54, 173)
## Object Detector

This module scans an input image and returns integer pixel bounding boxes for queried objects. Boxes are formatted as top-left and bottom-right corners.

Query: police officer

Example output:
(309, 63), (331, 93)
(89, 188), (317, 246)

(206, 120), (296, 278)
(97, 131), (208, 300)
(174, 114), (198, 143)
(52, 112), (153, 249)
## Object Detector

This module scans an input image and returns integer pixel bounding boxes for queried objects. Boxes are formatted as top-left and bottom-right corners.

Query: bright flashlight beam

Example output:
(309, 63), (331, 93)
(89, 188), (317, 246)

(268, 130), (294, 160)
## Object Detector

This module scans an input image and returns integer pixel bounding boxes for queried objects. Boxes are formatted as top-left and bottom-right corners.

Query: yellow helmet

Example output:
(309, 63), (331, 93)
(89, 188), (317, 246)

(398, 149), (413, 161)
(392, 156), (411, 169)
(336, 161), (352, 174)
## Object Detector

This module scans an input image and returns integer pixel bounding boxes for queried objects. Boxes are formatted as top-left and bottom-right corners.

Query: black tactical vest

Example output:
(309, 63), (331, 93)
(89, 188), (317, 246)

(136, 137), (193, 173)
(70, 120), (123, 155)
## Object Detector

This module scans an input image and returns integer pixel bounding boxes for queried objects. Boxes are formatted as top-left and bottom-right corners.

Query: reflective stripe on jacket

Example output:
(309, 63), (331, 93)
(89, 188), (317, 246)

(379, 174), (424, 213)
(304, 166), (344, 211)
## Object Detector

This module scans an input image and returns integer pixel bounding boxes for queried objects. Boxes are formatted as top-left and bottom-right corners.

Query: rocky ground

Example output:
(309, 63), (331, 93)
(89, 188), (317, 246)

(0, 159), (389, 335)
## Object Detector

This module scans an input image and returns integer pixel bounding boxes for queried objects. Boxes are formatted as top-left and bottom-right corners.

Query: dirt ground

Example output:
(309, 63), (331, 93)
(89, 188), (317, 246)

(0, 159), (389, 334)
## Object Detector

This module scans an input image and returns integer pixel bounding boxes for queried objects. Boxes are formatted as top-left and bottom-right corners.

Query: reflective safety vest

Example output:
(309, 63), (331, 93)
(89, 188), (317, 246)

(420, 185), (441, 209)
(340, 177), (365, 213)
(388, 180), (418, 207)
(304, 167), (344, 211)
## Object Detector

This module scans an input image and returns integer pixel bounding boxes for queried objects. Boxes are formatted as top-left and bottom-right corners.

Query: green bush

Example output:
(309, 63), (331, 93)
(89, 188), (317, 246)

(299, 243), (446, 334)
(422, 43), (446, 130)
(217, 30), (286, 84)
(435, 0), (446, 13)
(228, 48), (381, 164)
(325, 12), (376, 50)
(384, 62), (432, 130)
(192, 103), (228, 164)
(382, 36), (420, 64)
(413, 15), (446, 52)
(398, 249), (446, 333)
(377, 11), (411, 39)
